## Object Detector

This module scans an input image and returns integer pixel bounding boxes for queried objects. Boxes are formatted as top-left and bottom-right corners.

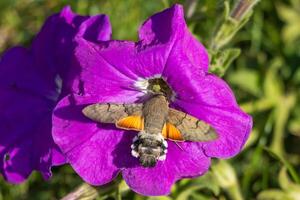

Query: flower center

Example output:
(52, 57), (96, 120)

(135, 77), (174, 100)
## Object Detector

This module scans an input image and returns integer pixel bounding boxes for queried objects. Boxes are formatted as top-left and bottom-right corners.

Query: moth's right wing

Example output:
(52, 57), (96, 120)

(82, 103), (144, 131)
(164, 108), (218, 142)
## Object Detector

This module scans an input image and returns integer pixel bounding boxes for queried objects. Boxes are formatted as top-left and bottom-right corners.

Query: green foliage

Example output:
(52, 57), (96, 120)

(1, 0), (300, 199)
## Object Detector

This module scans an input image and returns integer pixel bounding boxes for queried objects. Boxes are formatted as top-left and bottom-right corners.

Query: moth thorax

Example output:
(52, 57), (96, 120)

(131, 131), (167, 168)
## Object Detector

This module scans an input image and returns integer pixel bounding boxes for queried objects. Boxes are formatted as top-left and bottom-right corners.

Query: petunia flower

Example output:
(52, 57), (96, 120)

(52, 4), (252, 196)
(0, 6), (111, 183)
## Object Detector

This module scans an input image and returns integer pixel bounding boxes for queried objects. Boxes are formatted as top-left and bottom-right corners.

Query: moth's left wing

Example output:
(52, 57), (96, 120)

(163, 108), (218, 142)
(83, 103), (144, 131)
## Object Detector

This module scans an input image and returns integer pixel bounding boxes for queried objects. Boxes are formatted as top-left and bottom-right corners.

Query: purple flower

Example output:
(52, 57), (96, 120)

(52, 4), (252, 196)
(0, 6), (111, 183)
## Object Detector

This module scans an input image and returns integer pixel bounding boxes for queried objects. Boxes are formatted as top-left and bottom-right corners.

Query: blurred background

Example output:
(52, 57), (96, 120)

(0, 0), (300, 199)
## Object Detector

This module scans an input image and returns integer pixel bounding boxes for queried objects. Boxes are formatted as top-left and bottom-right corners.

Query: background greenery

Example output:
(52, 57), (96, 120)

(0, 0), (300, 199)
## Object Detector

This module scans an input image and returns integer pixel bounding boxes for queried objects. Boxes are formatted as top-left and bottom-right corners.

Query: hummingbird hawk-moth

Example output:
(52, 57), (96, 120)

(82, 94), (218, 167)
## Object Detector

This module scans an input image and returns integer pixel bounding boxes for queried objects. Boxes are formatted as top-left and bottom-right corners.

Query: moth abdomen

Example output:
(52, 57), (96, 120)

(139, 155), (157, 167)
(131, 131), (167, 167)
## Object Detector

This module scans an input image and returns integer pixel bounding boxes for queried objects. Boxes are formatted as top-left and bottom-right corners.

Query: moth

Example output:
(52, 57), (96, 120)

(82, 94), (218, 167)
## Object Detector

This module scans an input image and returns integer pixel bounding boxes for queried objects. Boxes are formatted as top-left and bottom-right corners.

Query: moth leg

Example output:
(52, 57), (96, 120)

(174, 142), (184, 151)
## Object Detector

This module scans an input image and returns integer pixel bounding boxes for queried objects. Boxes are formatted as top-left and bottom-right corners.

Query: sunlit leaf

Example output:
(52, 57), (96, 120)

(228, 68), (261, 96)
(175, 172), (220, 200)
(258, 189), (292, 200)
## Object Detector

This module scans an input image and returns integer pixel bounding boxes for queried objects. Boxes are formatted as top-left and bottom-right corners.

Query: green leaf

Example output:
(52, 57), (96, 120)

(243, 128), (259, 149)
(278, 167), (300, 199)
(279, 167), (292, 190)
(147, 196), (172, 200)
(257, 189), (292, 200)
(210, 0), (259, 50)
(212, 161), (244, 200)
(228, 68), (261, 96)
(263, 147), (300, 184)
(240, 99), (274, 113)
(263, 59), (284, 103)
(209, 48), (241, 76)
(175, 172), (220, 200)
(276, 3), (300, 44)
(270, 93), (296, 157)
(289, 118), (300, 137)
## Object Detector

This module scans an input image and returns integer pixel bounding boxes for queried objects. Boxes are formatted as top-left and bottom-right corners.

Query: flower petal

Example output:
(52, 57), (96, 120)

(77, 39), (169, 80)
(0, 47), (65, 183)
(72, 38), (144, 99)
(0, 6), (112, 183)
(0, 87), (63, 183)
(78, 4), (209, 84)
(165, 66), (252, 158)
(52, 94), (141, 185)
(139, 4), (209, 71)
(77, 13), (112, 42)
(122, 141), (210, 196)
(179, 100), (252, 158)
(0, 47), (60, 101)
(31, 6), (112, 95)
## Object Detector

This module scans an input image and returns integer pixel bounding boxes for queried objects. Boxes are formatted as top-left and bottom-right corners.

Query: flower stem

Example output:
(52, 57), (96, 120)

(212, 160), (245, 200)
(61, 183), (98, 200)
(161, 0), (169, 8)
(230, 0), (259, 21)
(227, 185), (244, 200)
(184, 0), (198, 19)
(61, 177), (128, 200)
(210, 0), (260, 50)
(115, 183), (122, 200)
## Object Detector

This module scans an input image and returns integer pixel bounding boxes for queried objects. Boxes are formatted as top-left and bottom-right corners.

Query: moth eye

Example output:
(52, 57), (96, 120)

(152, 84), (161, 92)
(132, 136), (138, 143)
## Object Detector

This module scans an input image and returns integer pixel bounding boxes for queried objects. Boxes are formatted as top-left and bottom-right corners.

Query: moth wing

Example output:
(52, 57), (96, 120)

(82, 103), (143, 124)
(116, 116), (144, 131)
(162, 123), (184, 141)
(166, 108), (218, 142)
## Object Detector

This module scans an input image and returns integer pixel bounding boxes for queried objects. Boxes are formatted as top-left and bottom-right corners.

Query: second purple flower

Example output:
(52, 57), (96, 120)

(0, 6), (111, 183)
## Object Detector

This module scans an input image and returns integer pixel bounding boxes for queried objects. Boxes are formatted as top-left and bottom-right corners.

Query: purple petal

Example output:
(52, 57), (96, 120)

(72, 38), (144, 98)
(76, 4), (209, 84)
(33, 5), (112, 51)
(31, 6), (112, 95)
(139, 4), (209, 71)
(0, 48), (65, 182)
(0, 47), (59, 101)
(52, 94), (139, 185)
(0, 6), (112, 183)
(178, 101), (252, 158)
(165, 66), (252, 158)
(77, 39), (169, 80)
(122, 142), (210, 196)
(77, 14), (112, 42)
(0, 87), (63, 183)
